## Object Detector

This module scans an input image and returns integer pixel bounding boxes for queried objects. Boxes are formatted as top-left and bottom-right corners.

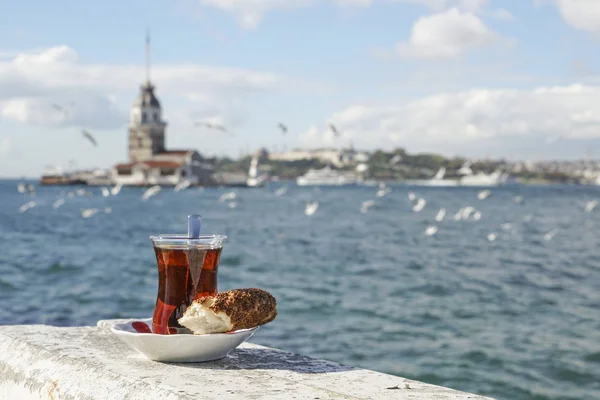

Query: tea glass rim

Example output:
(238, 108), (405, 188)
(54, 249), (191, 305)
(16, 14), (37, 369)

(150, 234), (227, 249)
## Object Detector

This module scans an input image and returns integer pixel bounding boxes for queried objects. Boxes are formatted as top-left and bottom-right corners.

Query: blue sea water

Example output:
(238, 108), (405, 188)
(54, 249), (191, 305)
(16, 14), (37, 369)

(1, 180), (599, 400)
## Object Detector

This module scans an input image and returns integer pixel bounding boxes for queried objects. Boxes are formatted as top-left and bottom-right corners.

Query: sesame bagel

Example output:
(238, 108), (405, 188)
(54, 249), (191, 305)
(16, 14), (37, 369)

(178, 288), (277, 334)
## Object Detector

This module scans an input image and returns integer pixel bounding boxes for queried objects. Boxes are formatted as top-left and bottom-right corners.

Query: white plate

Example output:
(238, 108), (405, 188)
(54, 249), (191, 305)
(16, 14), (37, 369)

(110, 318), (258, 363)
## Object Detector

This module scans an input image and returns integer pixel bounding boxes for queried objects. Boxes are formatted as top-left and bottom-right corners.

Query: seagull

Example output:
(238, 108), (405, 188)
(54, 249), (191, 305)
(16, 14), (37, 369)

(101, 187), (110, 197)
(81, 208), (100, 219)
(435, 208), (446, 222)
(52, 199), (65, 210)
(16, 183), (36, 196)
(458, 161), (473, 176)
(477, 190), (491, 200)
(274, 187), (288, 197)
(501, 223), (513, 231)
(277, 123), (288, 135)
(408, 192), (416, 202)
(305, 201), (319, 216)
(453, 209), (463, 221)
(195, 121), (233, 136)
(51, 103), (70, 118)
(111, 184), (123, 196)
(544, 229), (559, 241)
(142, 185), (161, 201)
(104, 207), (112, 214)
(462, 206), (476, 219)
(360, 200), (375, 213)
(19, 201), (36, 213)
(174, 180), (191, 192)
(424, 225), (438, 236)
(584, 200), (598, 213)
(472, 211), (482, 221)
(81, 129), (97, 147)
(376, 186), (391, 198)
(389, 154), (402, 165)
(22, 184), (36, 196)
(219, 192), (237, 202)
(487, 233), (497, 242)
(329, 124), (340, 137)
(412, 198), (426, 212)
(458, 206), (476, 220)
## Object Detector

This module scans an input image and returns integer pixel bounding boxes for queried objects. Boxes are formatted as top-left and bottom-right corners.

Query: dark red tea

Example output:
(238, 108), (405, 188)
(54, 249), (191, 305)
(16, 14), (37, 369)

(152, 246), (222, 334)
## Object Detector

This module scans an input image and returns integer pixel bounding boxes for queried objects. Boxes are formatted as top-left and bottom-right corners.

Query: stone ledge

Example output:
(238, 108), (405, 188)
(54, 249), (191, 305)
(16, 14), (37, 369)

(0, 319), (494, 399)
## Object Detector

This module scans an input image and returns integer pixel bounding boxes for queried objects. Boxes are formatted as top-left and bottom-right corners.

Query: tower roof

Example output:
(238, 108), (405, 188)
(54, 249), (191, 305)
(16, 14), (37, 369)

(134, 81), (161, 108)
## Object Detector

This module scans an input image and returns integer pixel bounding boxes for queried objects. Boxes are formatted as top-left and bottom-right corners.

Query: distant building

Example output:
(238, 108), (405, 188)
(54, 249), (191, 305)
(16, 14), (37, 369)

(111, 36), (213, 186)
(127, 81), (167, 162)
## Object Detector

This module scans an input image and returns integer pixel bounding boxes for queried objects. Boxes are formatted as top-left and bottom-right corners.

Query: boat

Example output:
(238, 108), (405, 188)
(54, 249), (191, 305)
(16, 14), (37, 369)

(407, 167), (459, 186)
(458, 169), (508, 187)
(246, 155), (268, 188)
(296, 166), (357, 186)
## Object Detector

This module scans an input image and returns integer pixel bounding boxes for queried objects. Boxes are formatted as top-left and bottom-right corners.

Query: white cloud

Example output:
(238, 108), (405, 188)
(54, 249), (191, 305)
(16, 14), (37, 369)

(552, 0), (600, 33)
(392, 0), (488, 12)
(193, 0), (502, 29)
(298, 84), (600, 153)
(397, 8), (496, 59)
(196, 0), (378, 29)
(334, 0), (373, 6)
(199, 0), (312, 29)
(0, 46), (283, 130)
(392, 0), (449, 11)
(491, 8), (513, 20)
(454, 0), (487, 13)
(12, 45), (78, 64)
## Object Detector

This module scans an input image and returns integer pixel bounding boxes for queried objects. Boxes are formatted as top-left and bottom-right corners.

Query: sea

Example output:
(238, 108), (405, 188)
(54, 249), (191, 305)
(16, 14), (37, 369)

(1, 179), (599, 400)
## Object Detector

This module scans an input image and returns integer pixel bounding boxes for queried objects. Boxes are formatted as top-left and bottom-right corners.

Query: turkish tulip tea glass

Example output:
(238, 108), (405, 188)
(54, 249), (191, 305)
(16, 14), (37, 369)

(150, 234), (227, 335)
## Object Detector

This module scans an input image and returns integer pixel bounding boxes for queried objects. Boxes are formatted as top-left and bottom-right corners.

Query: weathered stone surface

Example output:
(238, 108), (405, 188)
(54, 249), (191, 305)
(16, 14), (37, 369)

(0, 320), (494, 400)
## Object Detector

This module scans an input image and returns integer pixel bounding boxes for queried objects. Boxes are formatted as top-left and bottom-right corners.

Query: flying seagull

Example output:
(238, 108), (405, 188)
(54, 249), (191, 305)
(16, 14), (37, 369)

(278, 123), (288, 135)
(51, 104), (69, 118)
(329, 124), (340, 137)
(194, 121), (234, 136)
(81, 129), (98, 147)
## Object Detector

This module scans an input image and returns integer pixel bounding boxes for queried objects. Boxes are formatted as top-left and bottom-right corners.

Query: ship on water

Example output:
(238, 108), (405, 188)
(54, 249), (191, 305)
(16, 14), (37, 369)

(406, 167), (459, 187)
(296, 166), (358, 186)
(456, 162), (509, 187)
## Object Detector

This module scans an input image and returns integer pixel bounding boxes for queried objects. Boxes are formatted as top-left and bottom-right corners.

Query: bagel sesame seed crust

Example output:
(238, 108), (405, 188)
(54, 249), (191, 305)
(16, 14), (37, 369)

(199, 288), (277, 331)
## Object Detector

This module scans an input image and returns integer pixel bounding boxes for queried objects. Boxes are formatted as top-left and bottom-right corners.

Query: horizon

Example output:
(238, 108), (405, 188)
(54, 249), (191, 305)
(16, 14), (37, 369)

(4, 146), (600, 180)
(2, 0), (600, 177)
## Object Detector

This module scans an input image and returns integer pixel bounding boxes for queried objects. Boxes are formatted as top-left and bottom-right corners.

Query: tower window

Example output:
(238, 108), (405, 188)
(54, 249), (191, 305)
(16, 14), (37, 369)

(142, 112), (147, 123)
(154, 112), (159, 121)
(137, 138), (143, 147)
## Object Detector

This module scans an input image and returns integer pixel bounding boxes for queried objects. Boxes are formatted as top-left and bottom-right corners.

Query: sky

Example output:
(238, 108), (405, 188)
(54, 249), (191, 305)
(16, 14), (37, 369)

(1, 0), (600, 177)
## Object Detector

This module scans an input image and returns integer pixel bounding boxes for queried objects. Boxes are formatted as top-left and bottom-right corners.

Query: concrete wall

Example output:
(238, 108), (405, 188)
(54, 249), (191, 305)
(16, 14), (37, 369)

(0, 319), (495, 400)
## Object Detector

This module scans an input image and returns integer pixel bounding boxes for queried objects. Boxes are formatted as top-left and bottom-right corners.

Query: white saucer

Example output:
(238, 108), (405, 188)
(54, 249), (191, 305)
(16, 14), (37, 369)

(110, 318), (258, 363)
